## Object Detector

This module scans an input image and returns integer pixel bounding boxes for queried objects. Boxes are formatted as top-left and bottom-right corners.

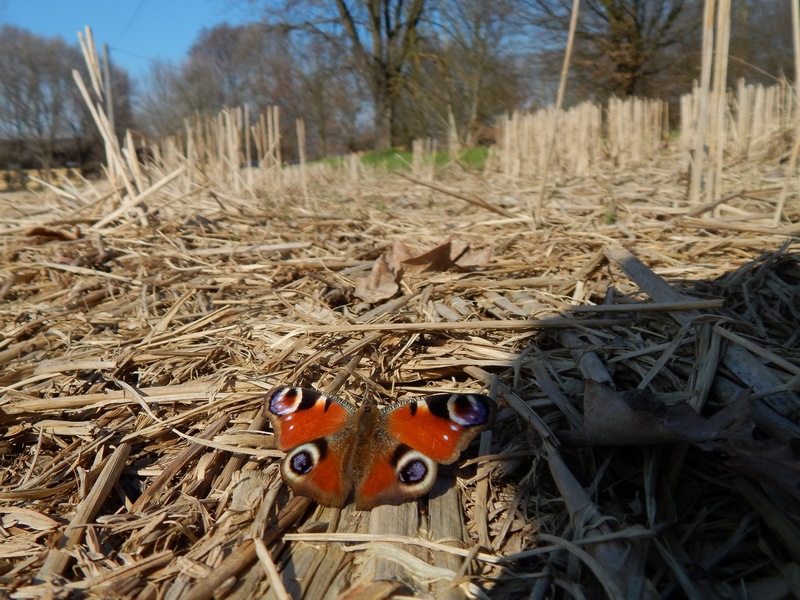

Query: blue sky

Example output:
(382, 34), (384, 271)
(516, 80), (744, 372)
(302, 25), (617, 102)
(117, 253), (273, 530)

(1, 0), (255, 81)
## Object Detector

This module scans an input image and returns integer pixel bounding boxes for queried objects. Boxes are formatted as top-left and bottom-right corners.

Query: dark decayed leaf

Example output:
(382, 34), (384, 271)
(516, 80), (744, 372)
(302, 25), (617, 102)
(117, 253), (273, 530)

(562, 381), (800, 499)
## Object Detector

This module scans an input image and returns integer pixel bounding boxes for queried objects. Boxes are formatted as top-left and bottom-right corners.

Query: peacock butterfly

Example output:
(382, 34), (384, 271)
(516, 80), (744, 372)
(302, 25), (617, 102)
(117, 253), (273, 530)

(264, 386), (495, 510)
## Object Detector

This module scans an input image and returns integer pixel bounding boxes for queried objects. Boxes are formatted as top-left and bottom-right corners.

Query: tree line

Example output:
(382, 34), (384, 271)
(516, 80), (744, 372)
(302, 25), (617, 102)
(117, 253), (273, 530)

(0, 0), (794, 180)
(0, 25), (134, 181)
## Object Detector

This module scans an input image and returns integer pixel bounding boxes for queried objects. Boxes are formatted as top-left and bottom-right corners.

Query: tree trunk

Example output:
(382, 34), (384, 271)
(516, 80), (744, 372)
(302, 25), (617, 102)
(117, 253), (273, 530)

(373, 86), (393, 150)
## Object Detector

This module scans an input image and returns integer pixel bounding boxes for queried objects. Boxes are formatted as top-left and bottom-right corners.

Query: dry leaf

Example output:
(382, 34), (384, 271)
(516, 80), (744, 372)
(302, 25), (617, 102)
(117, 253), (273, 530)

(400, 236), (491, 274)
(454, 246), (493, 268)
(694, 394), (800, 500)
(563, 382), (800, 499)
(388, 239), (413, 274)
(0, 540), (42, 559)
(0, 507), (59, 531)
(353, 254), (399, 302)
(401, 239), (458, 274)
(353, 237), (492, 303)
(704, 437), (800, 500)
(26, 225), (82, 240)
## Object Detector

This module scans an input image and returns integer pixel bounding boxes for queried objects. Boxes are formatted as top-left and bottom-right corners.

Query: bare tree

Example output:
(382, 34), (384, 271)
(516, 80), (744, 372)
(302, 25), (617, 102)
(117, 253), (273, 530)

(138, 21), (364, 158)
(524, 0), (701, 100)
(401, 0), (527, 144)
(294, 35), (369, 155)
(0, 26), (107, 179)
(138, 25), (298, 134)
(729, 0), (794, 84)
(253, 0), (427, 150)
(136, 62), (190, 136)
(184, 24), (258, 111)
(335, 0), (425, 149)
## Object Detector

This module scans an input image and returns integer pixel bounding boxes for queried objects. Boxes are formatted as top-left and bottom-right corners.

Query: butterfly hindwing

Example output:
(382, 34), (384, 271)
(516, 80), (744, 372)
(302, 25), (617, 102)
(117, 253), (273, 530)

(353, 442), (438, 510)
(353, 393), (495, 509)
(280, 437), (352, 507)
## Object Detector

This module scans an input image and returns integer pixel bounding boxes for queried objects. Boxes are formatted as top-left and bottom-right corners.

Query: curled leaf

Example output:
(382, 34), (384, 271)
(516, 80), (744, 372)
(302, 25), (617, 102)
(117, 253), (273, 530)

(353, 236), (492, 303)
(25, 225), (83, 241)
(401, 239), (457, 274)
(401, 236), (492, 274)
(388, 239), (413, 275)
(353, 254), (399, 303)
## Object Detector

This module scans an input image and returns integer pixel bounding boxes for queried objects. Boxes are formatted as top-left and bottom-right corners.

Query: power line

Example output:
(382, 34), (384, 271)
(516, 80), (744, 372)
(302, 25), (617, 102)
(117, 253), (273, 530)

(118, 0), (147, 39)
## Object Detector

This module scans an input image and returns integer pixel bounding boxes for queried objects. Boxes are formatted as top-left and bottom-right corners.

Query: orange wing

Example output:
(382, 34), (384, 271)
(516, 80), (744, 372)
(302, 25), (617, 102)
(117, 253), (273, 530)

(353, 444), (436, 510)
(353, 394), (495, 509)
(281, 438), (352, 507)
(265, 387), (357, 508)
(265, 387), (352, 449)
(386, 394), (495, 463)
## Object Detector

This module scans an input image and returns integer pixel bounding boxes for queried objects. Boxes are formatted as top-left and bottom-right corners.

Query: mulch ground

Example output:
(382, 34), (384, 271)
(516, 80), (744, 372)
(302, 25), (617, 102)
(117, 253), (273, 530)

(1, 152), (799, 599)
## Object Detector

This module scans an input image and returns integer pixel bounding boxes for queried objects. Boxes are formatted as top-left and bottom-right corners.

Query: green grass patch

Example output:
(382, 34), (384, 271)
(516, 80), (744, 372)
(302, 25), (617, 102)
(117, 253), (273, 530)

(457, 146), (489, 169)
(357, 146), (490, 172)
(359, 148), (413, 171)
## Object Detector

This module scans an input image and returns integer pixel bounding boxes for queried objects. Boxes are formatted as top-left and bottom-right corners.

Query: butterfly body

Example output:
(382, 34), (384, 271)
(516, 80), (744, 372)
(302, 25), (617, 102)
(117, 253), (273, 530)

(265, 387), (495, 510)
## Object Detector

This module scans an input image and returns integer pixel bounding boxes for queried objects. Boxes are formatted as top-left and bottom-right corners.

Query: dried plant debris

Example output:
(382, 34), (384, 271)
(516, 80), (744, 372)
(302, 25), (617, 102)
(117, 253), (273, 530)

(564, 383), (800, 500)
(562, 381), (754, 446)
(354, 237), (493, 303)
(690, 244), (800, 347)
(0, 160), (799, 600)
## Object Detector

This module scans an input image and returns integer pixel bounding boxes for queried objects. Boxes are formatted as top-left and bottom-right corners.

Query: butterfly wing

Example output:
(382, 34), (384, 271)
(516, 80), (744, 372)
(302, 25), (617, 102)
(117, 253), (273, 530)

(353, 444), (437, 510)
(352, 393), (495, 510)
(387, 393), (495, 463)
(265, 387), (355, 507)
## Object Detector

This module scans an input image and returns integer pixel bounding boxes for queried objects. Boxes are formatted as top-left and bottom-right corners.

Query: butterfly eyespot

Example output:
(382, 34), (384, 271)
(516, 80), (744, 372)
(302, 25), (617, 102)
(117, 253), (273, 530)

(269, 386), (333, 417)
(269, 387), (303, 416)
(394, 448), (435, 488)
(290, 451), (314, 475)
(398, 458), (428, 484)
(285, 440), (325, 475)
(447, 394), (492, 427)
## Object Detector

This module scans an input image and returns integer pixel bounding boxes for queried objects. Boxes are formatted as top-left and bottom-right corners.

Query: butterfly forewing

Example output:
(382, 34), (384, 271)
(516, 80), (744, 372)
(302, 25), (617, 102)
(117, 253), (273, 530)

(386, 393), (495, 464)
(266, 387), (352, 449)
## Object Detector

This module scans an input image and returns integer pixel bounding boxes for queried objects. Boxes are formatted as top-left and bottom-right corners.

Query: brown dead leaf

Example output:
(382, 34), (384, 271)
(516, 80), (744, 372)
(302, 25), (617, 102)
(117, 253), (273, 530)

(694, 393), (800, 500)
(354, 237), (492, 303)
(454, 245), (493, 268)
(705, 437), (800, 500)
(401, 236), (492, 274)
(0, 507), (59, 531)
(402, 239), (459, 274)
(388, 239), (414, 274)
(25, 225), (83, 241)
(353, 254), (399, 303)
(562, 382), (800, 499)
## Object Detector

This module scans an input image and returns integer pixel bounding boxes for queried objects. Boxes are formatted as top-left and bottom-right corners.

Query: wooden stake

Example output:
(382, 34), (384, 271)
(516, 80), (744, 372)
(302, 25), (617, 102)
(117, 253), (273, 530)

(774, 0), (800, 225)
